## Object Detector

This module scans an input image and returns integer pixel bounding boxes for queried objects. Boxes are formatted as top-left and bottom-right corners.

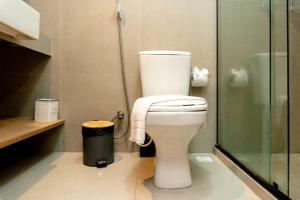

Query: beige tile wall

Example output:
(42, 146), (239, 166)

(60, 0), (216, 152)
(60, 0), (141, 152)
(1, 0), (217, 152)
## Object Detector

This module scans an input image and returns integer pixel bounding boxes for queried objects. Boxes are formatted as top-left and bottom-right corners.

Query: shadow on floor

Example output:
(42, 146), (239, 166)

(0, 144), (63, 200)
(144, 156), (248, 200)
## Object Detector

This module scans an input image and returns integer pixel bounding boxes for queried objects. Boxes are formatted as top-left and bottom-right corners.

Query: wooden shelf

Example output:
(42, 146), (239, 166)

(0, 32), (52, 56)
(0, 117), (64, 149)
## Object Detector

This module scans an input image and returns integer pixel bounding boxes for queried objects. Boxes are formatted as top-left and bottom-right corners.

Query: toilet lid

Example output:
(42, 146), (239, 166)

(149, 98), (207, 112)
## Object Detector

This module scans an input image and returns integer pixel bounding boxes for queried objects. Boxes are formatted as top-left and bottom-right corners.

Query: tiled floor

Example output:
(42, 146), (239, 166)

(0, 152), (261, 200)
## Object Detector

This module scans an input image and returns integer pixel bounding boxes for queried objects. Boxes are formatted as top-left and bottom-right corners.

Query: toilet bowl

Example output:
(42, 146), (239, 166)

(146, 99), (207, 188)
(136, 50), (208, 189)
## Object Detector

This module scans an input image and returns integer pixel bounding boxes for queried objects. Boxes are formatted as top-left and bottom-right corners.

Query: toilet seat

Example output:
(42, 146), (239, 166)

(149, 98), (207, 112)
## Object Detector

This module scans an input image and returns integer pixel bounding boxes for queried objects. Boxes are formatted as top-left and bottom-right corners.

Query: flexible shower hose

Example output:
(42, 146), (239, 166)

(113, 1), (153, 147)
(112, 4), (131, 139)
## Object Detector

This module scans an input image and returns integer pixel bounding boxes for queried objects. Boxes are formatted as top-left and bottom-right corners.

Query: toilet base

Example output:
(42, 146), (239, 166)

(154, 156), (192, 189)
(145, 111), (207, 189)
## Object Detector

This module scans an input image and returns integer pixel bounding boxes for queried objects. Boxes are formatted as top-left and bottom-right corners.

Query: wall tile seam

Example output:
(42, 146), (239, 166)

(59, 0), (64, 152)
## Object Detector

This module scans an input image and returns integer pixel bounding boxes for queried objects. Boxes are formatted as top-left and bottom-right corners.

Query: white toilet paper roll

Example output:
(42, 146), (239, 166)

(191, 67), (209, 87)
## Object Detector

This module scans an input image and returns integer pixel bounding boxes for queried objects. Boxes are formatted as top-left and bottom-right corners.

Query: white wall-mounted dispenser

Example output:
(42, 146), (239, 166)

(35, 99), (59, 122)
(0, 0), (40, 39)
(229, 68), (248, 87)
(191, 66), (209, 87)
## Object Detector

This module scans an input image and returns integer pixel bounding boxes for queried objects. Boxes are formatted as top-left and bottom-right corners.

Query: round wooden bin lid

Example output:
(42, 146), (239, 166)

(82, 121), (114, 128)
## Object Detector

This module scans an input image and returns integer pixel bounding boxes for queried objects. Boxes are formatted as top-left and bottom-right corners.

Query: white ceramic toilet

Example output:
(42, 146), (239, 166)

(138, 50), (208, 189)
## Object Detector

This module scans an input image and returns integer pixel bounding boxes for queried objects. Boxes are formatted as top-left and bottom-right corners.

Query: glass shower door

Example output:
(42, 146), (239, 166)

(270, 0), (289, 195)
(218, 0), (290, 196)
(218, 0), (272, 182)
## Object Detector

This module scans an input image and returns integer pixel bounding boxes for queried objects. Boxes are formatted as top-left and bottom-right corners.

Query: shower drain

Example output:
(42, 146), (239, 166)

(195, 156), (213, 163)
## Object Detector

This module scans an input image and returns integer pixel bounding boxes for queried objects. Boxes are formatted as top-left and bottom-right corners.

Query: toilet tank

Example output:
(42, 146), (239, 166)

(139, 51), (191, 97)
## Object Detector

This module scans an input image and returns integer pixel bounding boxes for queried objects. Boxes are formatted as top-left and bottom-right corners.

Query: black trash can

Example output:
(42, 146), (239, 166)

(82, 121), (114, 167)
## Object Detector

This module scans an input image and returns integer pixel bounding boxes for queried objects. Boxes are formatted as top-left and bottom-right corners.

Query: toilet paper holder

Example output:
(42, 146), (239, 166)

(191, 66), (209, 87)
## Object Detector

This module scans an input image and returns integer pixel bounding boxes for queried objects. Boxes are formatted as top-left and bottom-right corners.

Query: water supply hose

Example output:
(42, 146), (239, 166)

(138, 138), (153, 147)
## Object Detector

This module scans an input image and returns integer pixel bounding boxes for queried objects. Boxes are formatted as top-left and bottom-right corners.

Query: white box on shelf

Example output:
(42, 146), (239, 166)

(35, 99), (58, 122)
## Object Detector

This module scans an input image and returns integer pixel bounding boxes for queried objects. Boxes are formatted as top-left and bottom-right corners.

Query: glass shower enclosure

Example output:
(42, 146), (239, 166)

(217, 0), (298, 199)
